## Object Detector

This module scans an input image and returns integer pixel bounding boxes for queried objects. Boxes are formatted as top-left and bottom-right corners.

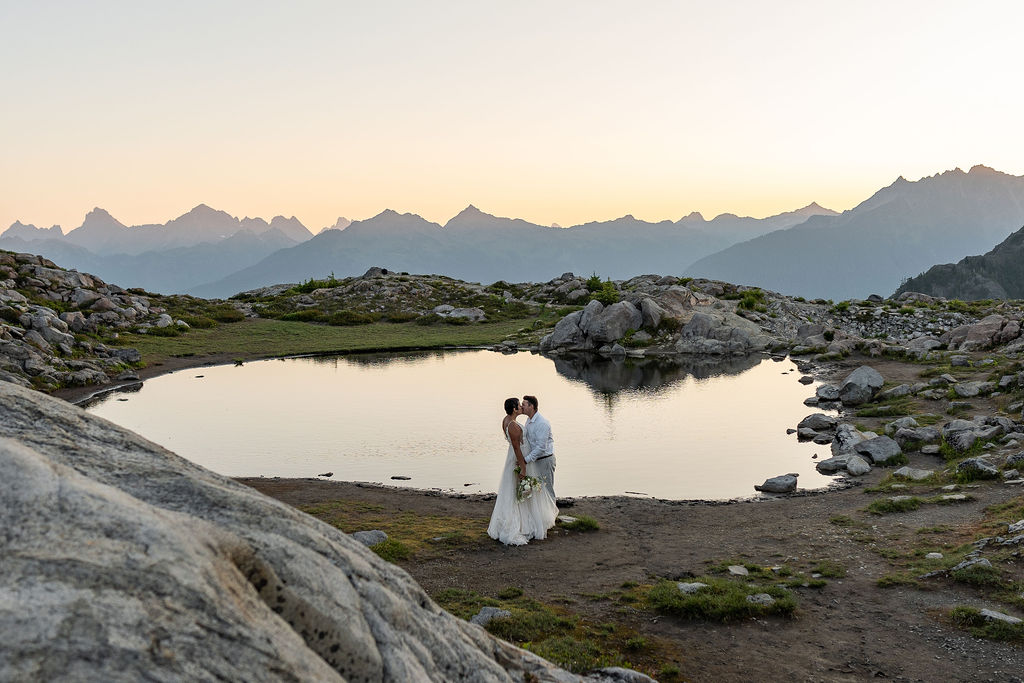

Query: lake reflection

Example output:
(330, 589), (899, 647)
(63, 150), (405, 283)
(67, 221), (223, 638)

(85, 350), (837, 500)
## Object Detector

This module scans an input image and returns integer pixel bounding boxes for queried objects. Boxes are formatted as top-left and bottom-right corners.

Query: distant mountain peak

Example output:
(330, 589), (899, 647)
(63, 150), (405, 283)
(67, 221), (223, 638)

(81, 207), (125, 229)
(679, 211), (705, 222)
(969, 164), (1001, 175)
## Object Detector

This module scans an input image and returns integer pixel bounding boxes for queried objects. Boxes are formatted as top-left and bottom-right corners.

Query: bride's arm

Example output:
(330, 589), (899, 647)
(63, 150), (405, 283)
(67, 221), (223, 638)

(507, 422), (527, 479)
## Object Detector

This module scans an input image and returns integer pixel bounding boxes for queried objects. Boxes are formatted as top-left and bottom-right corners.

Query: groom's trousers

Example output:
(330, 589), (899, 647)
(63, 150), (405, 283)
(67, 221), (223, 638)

(534, 455), (556, 501)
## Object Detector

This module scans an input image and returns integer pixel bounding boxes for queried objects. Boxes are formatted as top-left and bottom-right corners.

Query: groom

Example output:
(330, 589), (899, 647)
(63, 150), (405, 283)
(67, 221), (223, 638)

(521, 395), (556, 501)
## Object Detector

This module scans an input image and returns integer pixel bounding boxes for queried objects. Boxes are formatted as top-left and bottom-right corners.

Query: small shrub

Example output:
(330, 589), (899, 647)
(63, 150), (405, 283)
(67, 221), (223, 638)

(145, 325), (182, 337)
(624, 636), (647, 651)
(210, 305), (245, 323)
(812, 561), (847, 578)
(591, 280), (620, 305)
(280, 309), (326, 323)
(867, 497), (923, 515)
(736, 288), (766, 310)
(877, 573), (920, 588)
(647, 578), (796, 622)
(179, 315), (216, 329)
(950, 606), (1024, 642)
(585, 273), (603, 292)
(831, 300), (851, 313)
(497, 586), (524, 600)
(0, 307), (22, 324)
(951, 563), (1003, 587)
(560, 516), (599, 531)
(328, 310), (379, 326)
(370, 538), (410, 562)
(289, 273), (344, 294)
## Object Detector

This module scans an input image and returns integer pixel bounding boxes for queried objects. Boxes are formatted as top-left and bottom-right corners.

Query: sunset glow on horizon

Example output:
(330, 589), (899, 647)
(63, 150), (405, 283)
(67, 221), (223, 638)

(3, 1), (1023, 232)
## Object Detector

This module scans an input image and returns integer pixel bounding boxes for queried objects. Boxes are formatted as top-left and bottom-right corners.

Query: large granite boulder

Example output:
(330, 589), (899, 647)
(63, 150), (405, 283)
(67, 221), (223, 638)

(838, 366), (884, 405)
(0, 382), (632, 682)
(587, 301), (643, 345)
(674, 310), (771, 355)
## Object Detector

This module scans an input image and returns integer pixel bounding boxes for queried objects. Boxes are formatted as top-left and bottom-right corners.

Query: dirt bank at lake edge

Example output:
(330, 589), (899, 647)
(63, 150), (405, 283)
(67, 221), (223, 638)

(242, 475), (1024, 683)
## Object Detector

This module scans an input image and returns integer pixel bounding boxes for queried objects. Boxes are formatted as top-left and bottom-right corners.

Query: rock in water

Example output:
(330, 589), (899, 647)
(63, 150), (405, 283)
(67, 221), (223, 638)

(0, 381), (617, 682)
(754, 473), (798, 493)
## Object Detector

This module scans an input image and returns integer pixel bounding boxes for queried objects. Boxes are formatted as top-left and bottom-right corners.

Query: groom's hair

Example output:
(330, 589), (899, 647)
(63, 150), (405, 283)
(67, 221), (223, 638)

(523, 395), (538, 410)
(504, 397), (520, 415)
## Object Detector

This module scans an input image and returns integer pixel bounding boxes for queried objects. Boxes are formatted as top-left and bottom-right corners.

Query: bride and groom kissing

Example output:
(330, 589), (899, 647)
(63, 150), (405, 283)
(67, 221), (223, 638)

(487, 395), (559, 546)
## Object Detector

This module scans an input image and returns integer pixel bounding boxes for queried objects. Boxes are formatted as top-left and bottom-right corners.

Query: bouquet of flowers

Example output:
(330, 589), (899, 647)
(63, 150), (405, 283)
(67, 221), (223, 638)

(514, 466), (544, 502)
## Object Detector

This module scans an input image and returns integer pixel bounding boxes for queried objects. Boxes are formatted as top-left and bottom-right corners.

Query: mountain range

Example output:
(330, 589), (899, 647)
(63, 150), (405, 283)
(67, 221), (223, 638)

(1, 203), (835, 298)
(895, 223), (1024, 300)
(6, 165), (1024, 300)
(685, 165), (1024, 300)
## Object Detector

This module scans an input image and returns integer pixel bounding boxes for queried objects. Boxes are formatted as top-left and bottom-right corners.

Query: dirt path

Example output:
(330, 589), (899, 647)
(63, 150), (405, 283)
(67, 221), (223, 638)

(244, 473), (1024, 682)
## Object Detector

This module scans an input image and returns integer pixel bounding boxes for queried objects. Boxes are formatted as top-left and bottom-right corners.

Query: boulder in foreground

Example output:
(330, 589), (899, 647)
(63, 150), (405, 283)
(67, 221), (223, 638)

(0, 381), (639, 682)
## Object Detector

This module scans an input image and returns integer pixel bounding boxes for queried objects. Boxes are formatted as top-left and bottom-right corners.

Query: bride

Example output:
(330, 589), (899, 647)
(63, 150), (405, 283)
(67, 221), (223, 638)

(487, 397), (558, 545)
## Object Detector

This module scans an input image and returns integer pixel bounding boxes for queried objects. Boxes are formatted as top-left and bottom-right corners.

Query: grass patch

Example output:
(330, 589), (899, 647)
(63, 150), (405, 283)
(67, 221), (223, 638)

(867, 497), (924, 515)
(300, 498), (488, 559)
(432, 587), (678, 677)
(646, 578), (796, 622)
(116, 317), (539, 367)
(949, 606), (1024, 642)
(811, 561), (847, 578)
(369, 538), (410, 562)
(559, 515), (600, 531)
(877, 573), (921, 588)
(951, 563), (1004, 587)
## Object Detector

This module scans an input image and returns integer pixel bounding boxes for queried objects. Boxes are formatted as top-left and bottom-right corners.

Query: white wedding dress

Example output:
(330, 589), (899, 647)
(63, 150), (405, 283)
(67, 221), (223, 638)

(487, 421), (559, 545)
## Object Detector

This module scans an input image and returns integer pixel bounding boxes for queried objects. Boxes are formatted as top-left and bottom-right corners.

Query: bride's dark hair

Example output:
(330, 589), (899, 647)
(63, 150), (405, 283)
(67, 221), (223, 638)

(503, 397), (520, 415)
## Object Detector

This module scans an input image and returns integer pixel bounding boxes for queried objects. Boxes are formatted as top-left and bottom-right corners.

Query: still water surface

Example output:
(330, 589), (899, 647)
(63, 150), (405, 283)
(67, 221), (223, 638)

(85, 350), (837, 500)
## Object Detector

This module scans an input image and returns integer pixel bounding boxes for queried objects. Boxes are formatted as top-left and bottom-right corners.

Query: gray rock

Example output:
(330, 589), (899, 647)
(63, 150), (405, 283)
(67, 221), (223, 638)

(1003, 469), (1021, 480)
(832, 423), (868, 456)
(1008, 519), (1024, 534)
(587, 301), (642, 345)
(797, 427), (819, 441)
(470, 606), (512, 627)
(0, 381), (595, 683)
(798, 413), (837, 432)
(885, 416), (919, 436)
(925, 552), (943, 560)
(447, 307), (486, 322)
(838, 366), (884, 406)
(1005, 453), (1024, 468)
(728, 565), (749, 576)
(540, 309), (585, 351)
(876, 384), (912, 401)
(921, 444), (941, 455)
(351, 530), (389, 546)
(951, 557), (992, 572)
(816, 455), (852, 473)
(155, 313), (174, 328)
(854, 436), (903, 465)
(754, 473), (798, 493)
(745, 593), (775, 606)
(950, 354), (971, 366)
(956, 457), (1000, 480)
(893, 427), (941, 448)
(893, 466), (934, 481)
(816, 384), (840, 401)
(638, 297), (664, 330)
(677, 582), (708, 594)
(979, 609), (1023, 626)
(845, 455), (872, 476)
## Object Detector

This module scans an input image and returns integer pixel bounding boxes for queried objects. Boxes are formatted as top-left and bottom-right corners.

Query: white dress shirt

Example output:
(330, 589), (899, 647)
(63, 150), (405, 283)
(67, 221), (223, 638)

(524, 412), (554, 463)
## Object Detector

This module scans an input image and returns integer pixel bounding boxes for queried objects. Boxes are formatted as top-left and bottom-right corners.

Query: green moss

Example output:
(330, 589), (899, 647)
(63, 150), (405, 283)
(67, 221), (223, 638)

(560, 515), (599, 531)
(646, 578), (796, 622)
(867, 497), (923, 515)
(369, 538), (411, 562)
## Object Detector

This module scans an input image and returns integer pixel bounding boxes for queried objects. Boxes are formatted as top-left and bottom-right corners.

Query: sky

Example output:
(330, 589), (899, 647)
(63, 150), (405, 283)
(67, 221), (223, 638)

(3, 1), (1023, 233)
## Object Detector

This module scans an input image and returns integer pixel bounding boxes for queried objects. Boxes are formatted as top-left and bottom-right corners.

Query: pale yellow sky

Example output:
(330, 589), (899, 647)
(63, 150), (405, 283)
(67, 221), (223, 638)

(2, 1), (1022, 232)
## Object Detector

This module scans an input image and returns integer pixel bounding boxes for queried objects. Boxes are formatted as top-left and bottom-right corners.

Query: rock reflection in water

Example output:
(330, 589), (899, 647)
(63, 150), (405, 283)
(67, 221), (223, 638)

(551, 353), (761, 397)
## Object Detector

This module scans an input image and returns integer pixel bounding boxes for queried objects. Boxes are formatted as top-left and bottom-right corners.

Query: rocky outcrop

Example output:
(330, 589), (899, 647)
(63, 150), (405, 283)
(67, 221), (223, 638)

(0, 251), (166, 390)
(0, 381), (642, 682)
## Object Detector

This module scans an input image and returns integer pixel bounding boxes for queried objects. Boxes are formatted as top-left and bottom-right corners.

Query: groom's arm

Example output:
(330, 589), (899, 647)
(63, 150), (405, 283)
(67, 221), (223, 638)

(524, 418), (550, 463)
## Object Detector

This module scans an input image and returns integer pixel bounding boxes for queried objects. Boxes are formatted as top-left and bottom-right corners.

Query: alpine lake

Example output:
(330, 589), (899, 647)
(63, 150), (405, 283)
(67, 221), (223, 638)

(84, 349), (839, 500)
